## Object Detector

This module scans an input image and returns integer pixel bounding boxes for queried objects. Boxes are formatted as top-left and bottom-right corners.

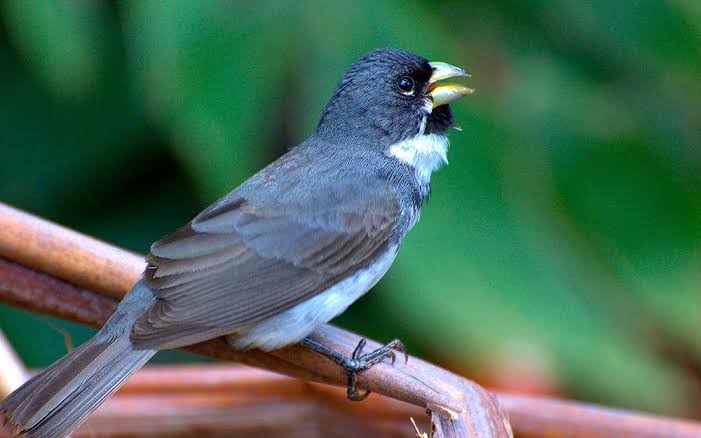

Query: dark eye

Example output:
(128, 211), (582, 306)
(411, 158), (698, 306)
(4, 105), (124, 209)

(397, 76), (415, 95)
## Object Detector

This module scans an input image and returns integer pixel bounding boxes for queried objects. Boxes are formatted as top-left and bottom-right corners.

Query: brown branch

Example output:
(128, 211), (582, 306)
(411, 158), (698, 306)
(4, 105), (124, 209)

(96, 365), (433, 438)
(0, 203), (143, 299)
(3, 365), (431, 437)
(499, 394), (701, 438)
(1, 202), (701, 437)
(0, 203), (510, 437)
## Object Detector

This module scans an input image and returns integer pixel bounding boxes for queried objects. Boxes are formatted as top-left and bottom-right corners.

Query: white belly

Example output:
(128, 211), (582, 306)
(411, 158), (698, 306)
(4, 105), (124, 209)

(228, 245), (398, 351)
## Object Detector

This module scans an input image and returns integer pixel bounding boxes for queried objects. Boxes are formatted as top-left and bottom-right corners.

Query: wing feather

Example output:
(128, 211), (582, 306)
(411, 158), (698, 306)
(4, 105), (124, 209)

(132, 177), (401, 349)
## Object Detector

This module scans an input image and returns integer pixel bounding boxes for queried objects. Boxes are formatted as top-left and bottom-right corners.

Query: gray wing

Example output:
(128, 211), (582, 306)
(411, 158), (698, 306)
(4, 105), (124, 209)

(131, 176), (401, 349)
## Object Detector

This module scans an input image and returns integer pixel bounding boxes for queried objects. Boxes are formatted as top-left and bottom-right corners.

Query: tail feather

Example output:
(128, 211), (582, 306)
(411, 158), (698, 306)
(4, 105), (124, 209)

(1, 279), (157, 438)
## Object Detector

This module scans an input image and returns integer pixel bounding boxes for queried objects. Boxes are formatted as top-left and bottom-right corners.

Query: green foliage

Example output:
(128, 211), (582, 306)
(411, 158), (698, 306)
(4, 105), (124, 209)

(1, 0), (699, 416)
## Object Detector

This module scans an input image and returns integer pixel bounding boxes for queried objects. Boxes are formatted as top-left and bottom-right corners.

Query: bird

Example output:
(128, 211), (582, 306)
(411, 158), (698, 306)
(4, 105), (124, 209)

(1, 48), (472, 438)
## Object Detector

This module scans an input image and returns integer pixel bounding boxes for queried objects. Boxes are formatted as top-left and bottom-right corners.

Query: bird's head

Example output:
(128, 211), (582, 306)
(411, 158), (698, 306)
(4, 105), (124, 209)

(316, 48), (472, 145)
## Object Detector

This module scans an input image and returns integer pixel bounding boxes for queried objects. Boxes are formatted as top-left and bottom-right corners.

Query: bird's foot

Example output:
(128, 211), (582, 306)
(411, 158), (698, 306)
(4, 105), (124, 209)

(302, 337), (408, 401)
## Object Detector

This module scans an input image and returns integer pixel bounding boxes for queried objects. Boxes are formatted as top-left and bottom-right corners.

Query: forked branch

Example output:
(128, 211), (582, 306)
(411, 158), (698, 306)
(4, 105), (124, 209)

(1, 203), (700, 437)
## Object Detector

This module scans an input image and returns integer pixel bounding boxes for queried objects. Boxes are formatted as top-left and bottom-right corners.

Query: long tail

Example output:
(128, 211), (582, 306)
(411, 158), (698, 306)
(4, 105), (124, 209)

(1, 279), (158, 438)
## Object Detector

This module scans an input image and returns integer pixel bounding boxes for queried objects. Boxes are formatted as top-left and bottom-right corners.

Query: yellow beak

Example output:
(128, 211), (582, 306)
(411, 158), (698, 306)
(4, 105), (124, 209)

(427, 61), (473, 108)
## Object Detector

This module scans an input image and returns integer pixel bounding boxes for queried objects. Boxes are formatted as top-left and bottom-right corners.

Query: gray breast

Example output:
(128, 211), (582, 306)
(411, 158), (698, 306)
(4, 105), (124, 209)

(227, 244), (399, 351)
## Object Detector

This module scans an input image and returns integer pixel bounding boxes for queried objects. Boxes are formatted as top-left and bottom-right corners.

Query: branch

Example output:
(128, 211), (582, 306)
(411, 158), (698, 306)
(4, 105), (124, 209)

(2, 202), (701, 437)
(3, 365), (432, 437)
(0, 203), (509, 437)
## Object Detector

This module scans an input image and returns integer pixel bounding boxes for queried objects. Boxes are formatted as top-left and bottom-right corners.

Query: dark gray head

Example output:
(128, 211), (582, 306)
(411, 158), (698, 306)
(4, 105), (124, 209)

(316, 48), (471, 145)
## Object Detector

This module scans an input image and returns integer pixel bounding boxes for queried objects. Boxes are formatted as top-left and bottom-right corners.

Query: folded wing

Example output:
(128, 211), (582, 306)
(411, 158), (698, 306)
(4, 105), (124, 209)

(131, 179), (400, 349)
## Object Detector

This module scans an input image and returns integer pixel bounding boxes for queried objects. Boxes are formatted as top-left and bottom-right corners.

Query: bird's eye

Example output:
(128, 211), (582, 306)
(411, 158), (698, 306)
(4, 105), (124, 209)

(397, 76), (415, 95)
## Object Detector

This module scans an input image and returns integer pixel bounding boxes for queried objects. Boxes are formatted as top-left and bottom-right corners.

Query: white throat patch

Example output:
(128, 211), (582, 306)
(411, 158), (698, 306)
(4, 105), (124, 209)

(386, 133), (449, 184)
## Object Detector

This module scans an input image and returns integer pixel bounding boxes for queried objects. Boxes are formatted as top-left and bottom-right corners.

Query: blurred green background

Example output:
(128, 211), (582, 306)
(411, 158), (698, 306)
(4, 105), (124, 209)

(1, 0), (700, 419)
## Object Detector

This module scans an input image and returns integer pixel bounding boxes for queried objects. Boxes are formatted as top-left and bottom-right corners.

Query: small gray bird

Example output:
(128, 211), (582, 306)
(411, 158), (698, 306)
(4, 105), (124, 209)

(1, 48), (471, 438)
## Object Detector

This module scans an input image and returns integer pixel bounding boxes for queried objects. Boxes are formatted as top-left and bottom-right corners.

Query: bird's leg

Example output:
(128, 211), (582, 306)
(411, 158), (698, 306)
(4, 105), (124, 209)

(302, 337), (408, 401)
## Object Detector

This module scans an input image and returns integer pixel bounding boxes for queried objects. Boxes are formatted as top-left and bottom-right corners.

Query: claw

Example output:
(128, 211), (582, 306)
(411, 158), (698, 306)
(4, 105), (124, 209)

(352, 338), (367, 360)
(346, 367), (371, 401)
(385, 339), (408, 364)
(387, 350), (397, 365)
(302, 336), (409, 402)
(348, 386), (371, 401)
(391, 339), (409, 364)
